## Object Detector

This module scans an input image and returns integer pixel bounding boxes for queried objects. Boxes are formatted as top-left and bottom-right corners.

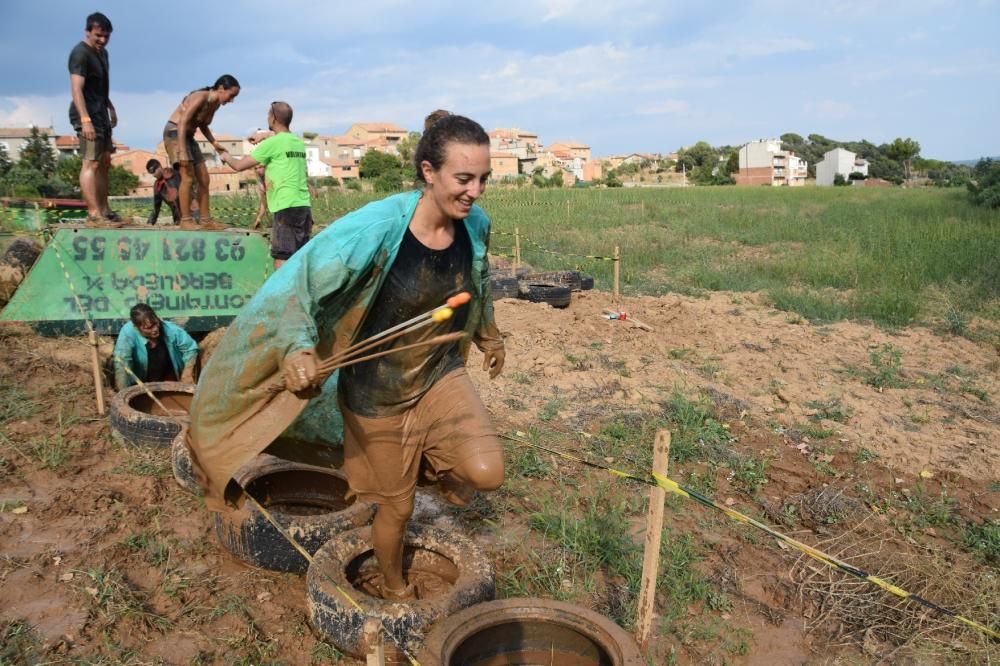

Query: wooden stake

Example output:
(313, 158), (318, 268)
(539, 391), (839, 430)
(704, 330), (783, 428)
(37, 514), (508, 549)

(612, 245), (621, 300)
(89, 329), (105, 415)
(636, 430), (671, 650)
(365, 640), (386, 666)
(514, 226), (521, 275)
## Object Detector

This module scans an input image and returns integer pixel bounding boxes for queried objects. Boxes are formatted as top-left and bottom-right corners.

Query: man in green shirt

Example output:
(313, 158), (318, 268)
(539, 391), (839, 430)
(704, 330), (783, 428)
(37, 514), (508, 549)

(220, 102), (312, 268)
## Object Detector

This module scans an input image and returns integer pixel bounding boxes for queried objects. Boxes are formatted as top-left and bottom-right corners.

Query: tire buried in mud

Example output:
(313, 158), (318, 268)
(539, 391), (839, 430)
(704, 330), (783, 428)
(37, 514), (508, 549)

(109, 381), (194, 448)
(581, 273), (595, 290)
(525, 269), (583, 291)
(417, 597), (645, 665)
(489, 275), (520, 300)
(214, 460), (375, 573)
(306, 523), (495, 658)
(518, 282), (572, 308)
(170, 430), (201, 495)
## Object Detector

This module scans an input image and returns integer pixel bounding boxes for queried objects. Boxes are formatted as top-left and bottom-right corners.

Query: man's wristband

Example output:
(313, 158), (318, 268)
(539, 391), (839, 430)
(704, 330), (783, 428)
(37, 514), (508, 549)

(81, 116), (92, 123)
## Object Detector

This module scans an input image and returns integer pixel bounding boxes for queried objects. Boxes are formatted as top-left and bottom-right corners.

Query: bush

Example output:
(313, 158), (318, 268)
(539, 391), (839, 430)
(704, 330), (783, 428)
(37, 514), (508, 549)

(967, 158), (1000, 209)
(373, 170), (403, 193)
(833, 173), (848, 186)
(344, 179), (362, 191)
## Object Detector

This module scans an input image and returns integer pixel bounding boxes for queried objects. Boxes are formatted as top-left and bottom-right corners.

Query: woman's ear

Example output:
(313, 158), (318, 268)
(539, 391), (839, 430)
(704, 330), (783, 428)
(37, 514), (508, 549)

(420, 160), (434, 186)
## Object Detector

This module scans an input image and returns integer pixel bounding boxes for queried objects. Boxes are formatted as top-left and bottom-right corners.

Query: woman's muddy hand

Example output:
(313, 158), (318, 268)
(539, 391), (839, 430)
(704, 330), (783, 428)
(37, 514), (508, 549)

(283, 348), (319, 392)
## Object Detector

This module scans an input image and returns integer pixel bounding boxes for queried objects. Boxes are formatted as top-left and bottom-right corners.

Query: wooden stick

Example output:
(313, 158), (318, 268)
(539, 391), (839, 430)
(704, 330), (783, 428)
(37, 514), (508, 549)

(613, 245), (621, 300)
(513, 226), (521, 276)
(636, 430), (671, 650)
(366, 639), (386, 666)
(602, 309), (653, 332)
(88, 330), (106, 415)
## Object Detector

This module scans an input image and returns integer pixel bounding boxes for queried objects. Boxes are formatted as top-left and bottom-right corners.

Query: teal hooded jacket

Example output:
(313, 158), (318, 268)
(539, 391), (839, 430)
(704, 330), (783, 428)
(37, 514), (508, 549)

(188, 190), (502, 510)
(113, 319), (199, 390)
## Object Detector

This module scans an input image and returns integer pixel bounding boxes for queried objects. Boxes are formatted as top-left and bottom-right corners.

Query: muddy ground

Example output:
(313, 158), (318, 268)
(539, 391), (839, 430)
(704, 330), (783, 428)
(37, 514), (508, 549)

(1, 289), (998, 664)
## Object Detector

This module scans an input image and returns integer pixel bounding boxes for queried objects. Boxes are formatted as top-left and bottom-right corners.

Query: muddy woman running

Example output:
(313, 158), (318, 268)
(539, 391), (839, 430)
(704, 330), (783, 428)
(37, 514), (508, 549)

(187, 111), (506, 600)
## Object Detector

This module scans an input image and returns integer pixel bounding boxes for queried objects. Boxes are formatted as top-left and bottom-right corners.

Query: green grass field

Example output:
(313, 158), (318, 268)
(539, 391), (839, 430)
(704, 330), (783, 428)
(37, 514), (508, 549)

(10, 185), (997, 330)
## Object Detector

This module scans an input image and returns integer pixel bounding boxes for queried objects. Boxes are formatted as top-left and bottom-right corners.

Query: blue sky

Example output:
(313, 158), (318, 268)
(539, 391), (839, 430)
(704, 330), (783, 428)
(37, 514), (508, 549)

(1, 0), (997, 161)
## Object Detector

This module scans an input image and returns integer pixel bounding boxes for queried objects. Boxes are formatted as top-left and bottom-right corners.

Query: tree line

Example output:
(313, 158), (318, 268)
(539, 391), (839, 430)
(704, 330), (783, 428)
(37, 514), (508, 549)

(0, 127), (138, 199)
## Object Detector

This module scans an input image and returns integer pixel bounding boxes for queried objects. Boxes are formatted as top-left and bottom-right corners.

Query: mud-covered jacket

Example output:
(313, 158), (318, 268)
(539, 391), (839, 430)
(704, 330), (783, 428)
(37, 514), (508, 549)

(187, 190), (501, 510)
(113, 320), (198, 390)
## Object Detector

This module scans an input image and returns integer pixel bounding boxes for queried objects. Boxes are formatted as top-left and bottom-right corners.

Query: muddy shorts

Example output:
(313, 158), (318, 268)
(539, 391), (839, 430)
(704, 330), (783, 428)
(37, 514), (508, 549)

(163, 122), (204, 166)
(78, 129), (113, 161)
(271, 206), (313, 260)
(340, 368), (502, 505)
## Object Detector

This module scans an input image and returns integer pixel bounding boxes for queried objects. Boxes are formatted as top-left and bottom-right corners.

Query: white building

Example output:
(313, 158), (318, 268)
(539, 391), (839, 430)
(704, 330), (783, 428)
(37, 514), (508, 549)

(815, 148), (869, 186)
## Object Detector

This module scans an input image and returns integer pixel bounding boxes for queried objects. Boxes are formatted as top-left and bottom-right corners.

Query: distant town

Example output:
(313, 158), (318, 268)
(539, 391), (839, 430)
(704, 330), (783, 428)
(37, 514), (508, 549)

(0, 121), (974, 200)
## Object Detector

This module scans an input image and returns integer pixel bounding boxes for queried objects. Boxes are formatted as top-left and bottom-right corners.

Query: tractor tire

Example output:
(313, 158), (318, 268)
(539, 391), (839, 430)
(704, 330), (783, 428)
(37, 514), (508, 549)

(489, 276), (520, 300)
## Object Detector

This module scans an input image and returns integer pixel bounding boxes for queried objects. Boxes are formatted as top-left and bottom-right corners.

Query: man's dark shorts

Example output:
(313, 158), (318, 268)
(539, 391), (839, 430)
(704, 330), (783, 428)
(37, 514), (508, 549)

(271, 206), (313, 260)
(78, 129), (113, 161)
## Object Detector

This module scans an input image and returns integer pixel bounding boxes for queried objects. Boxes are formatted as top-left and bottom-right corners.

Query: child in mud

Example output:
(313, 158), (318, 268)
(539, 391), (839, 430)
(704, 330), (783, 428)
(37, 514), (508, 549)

(113, 304), (198, 391)
(162, 75), (240, 230)
(187, 111), (505, 600)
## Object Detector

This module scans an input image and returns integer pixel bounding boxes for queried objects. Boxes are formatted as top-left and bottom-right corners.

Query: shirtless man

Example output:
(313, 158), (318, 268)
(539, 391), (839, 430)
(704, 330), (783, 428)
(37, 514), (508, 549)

(162, 75), (240, 230)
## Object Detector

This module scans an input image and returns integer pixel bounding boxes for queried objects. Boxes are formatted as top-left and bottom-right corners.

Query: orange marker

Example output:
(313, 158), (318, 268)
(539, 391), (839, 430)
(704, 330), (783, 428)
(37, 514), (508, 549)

(447, 292), (471, 308)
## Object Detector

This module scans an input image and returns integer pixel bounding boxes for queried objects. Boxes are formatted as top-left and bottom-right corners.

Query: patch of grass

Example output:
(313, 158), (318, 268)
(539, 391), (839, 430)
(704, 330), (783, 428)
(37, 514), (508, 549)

(962, 519), (1000, 565)
(668, 348), (691, 360)
(119, 531), (170, 566)
(799, 424), (836, 440)
(0, 382), (43, 425)
(903, 486), (957, 528)
(504, 432), (552, 479)
(727, 453), (768, 494)
(854, 447), (880, 464)
(309, 641), (344, 664)
(803, 397), (853, 423)
(538, 398), (567, 421)
(27, 409), (81, 470)
(0, 619), (42, 664)
(113, 447), (170, 477)
(598, 355), (630, 378)
(77, 568), (172, 631)
(660, 391), (732, 465)
(863, 343), (907, 390)
(510, 372), (532, 385)
(959, 382), (990, 403)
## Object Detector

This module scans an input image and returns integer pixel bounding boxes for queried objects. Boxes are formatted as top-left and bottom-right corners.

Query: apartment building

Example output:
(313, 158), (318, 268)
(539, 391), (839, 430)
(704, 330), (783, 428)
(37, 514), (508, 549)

(815, 147), (869, 186)
(734, 139), (807, 186)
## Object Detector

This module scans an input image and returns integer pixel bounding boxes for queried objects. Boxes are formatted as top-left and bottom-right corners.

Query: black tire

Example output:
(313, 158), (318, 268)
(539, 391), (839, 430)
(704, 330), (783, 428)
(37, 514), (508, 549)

(109, 381), (194, 448)
(518, 282), (572, 308)
(525, 270), (583, 291)
(489, 276), (520, 300)
(214, 460), (375, 573)
(1, 238), (42, 272)
(306, 523), (495, 658)
(581, 273), (595, 290)
(417, 598), (646, 665)
(170, 430), (201, 495)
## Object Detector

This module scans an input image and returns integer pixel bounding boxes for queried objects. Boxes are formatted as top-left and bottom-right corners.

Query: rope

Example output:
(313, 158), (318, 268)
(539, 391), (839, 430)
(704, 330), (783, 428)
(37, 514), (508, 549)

(499, 433), (1000, 642)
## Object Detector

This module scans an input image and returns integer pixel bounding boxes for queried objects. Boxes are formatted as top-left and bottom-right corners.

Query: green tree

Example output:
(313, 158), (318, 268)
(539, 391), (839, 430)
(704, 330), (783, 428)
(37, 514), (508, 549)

(885, 137), (920, 182)
(359, 149), (402, 179)
(107, 164), (139, 195)
(18, 127), (57, 177)
(675, 141), (715, 171)
(724, 151), (739, 175)
(396, 131), (421, 164)
(604, 173), (623, 187)
(0, 143), (11, 179)
(967, 158), (1000, 208)
(302, 131), (318, 140)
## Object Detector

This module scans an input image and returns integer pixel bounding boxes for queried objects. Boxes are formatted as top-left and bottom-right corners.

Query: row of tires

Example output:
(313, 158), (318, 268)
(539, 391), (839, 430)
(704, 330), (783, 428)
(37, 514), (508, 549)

(109, 381), (643, 662)
(490, 269), (594, 308)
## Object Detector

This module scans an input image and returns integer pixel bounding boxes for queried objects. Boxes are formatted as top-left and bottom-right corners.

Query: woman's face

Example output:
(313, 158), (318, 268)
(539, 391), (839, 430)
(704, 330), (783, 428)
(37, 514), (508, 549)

(422, 142), (491, 220)
(218, 86), (240, 105)
(136, 317), (161, 341)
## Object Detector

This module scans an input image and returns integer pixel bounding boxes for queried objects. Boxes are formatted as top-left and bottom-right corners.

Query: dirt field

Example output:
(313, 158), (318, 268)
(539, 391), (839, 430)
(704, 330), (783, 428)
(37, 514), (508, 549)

(1, 289), (998, 664)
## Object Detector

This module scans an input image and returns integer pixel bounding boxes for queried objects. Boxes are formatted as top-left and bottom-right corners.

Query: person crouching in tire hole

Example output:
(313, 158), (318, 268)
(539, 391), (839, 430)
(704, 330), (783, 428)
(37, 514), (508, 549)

(113, 303), (199, 391)
(185, 111), (505, 602)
